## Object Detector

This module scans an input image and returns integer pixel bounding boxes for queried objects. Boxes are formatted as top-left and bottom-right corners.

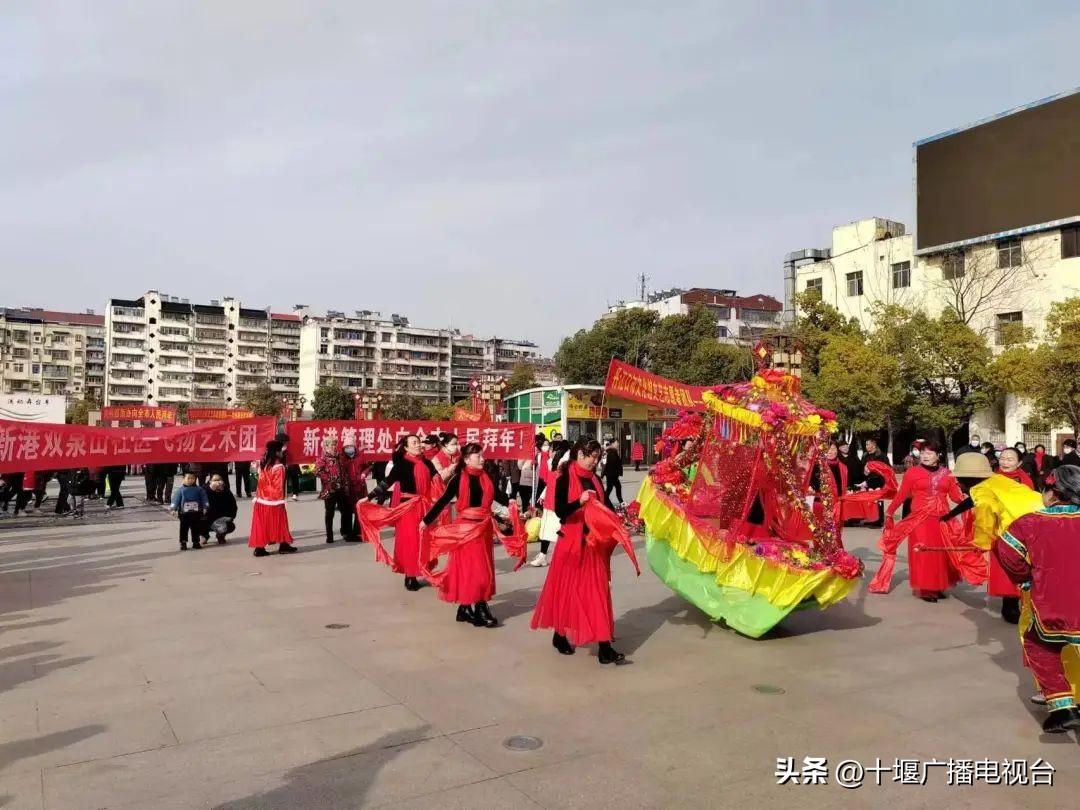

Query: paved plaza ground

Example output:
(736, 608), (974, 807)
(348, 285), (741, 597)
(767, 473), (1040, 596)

(1, 471), (1077, 808)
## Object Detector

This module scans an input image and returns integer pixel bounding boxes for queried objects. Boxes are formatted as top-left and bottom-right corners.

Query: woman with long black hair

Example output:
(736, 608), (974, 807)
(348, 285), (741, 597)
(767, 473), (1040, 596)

(357, 435), (438, 591)
(530, 439), (639, 665)
(421, 442), (523, 627)
(248, 441), (298, 557)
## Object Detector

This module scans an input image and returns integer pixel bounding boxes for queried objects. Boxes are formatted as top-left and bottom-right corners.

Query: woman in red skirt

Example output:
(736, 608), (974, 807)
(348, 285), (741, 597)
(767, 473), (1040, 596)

(531, 439), (639, 665)
(421, 442), (517, 628)
(248, 441), (297, 557)
(357, 435), (437, 591)
(871, 441), (981, 600)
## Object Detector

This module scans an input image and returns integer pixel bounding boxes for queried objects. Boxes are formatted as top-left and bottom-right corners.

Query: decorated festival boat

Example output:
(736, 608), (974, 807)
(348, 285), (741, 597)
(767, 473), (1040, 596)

(627, 353), (864, 637)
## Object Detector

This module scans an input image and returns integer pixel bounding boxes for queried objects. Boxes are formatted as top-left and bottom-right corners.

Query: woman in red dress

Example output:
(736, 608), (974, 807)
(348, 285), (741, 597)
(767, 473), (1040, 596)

(810, 442), (848, 537)
(421, 442), (519, 628)
(357, 435), (437, 591)
(530, 439), (640, 665)
(248, 441), (297, 557)
(871, 441), (982, 601)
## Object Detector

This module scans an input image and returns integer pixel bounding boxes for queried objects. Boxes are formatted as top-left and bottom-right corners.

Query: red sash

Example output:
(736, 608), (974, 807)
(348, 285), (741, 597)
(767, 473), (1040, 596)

(566, 463), (640, 575)
(356, 455), (433, 568)
(419, 503), (528, 587)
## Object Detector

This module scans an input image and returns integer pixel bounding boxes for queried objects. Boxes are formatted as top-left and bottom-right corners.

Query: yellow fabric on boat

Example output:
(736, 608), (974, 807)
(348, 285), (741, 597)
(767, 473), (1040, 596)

(700, 390), (837, 437)
(638, 477), (857, 611)
(968, 476), (1043, 551)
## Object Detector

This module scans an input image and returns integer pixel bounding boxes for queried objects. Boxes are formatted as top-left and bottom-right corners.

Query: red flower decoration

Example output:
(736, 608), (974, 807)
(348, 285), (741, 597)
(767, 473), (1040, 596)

(829, 550), (864, 579)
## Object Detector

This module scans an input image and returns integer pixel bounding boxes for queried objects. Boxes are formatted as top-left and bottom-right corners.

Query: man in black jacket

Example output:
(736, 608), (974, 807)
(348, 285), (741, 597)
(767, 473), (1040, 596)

(1061, 439), (1080, 468)
(602, 439), (624, 508)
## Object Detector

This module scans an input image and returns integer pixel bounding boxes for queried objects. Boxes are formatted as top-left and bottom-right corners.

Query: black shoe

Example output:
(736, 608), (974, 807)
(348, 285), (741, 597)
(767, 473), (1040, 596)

(919, 595), (939, 603)
(552, 632), (574, 655)
(326, 537), (335, 544)
(192, 540), (202, 550)
(456, 605), (474, 623)
(279, 543), (298, 554)
(253, 547), (269, 557)
(471, 602), (498, 628)
(345, 535), (363, 543)
(216, 535), (227, 545)
(1001, 597), (1021, 625)
(404, 577), (421, 591)
(1042, 708), (1080, 733)
(598, 642), (627, 665)
(179, 542), (188, 551)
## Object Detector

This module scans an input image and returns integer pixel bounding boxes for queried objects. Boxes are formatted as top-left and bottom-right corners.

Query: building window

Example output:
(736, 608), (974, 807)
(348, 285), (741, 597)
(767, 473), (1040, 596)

(846, 271), (863, 297)
(997, 238), (1022, 269)
(996, 311), (1024, 345)
(1063, 225), (1080, 260)
(891, 261), (911, 289)
(941, 252), (965, 280)
(803, 277), (823, 298)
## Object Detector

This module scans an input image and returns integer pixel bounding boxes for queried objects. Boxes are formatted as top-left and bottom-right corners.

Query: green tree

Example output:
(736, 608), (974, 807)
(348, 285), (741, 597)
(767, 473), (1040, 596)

(66, 394), (99, 425)
(554, 308), (659, 384)
(803, 332), (905, 436)
(174, 401), (189, 424)
(900, 310), (994, 455)
(504, 362), (538, 396)
(241, 382), (283, 417)
(381, 395), (425, 420)
(785, 292), (864, 378)
(993, 298), (1080, 437)
(680, 340), (755, 386)
(650, 306), (719, 381)
(421, 402), (455, 420)
(312, 383), (354, 419)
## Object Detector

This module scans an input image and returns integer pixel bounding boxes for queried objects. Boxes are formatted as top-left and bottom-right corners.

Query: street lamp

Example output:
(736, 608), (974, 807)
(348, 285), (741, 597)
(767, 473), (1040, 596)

(358, 391), (383, 420)
(297, 395), (307, 418)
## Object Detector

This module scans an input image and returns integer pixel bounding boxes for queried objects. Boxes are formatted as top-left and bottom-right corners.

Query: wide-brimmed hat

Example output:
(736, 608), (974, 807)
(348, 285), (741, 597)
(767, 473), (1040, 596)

(953, 452), (993, 479)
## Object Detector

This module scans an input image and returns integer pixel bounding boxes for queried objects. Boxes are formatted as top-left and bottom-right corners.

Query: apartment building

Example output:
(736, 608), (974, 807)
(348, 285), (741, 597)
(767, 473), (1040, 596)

(297, 310), (541, 406)
(604, 287), (783, 343)
(0, 308), (106, 403)
(104, 291), (300, 407)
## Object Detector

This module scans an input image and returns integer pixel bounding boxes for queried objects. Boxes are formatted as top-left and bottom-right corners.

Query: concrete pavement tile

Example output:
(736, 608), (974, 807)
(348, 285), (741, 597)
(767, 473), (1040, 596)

(448, 715), (611, 776)
(506, 750), (668, 809)
(0, 767), (44, 810)
(379, 775), (543, 809)
(42, 704), (433, 809)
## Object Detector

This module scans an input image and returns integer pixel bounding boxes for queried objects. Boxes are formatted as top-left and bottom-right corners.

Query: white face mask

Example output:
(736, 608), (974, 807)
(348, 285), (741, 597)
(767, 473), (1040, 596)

(344, 448), (356, 458)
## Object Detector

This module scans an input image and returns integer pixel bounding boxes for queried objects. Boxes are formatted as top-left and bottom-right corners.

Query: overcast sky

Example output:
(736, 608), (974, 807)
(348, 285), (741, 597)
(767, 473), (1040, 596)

(3, 2), (1078, 353)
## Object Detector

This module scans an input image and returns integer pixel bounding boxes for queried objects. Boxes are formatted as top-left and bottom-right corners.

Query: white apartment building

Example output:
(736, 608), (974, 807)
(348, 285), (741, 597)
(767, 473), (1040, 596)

(104, 291), (301, 408)
(789, 216), (1080, 447)
(0, 308), (106, 403)
(297, 310), (542, 406)
(605, 287), (783, 344)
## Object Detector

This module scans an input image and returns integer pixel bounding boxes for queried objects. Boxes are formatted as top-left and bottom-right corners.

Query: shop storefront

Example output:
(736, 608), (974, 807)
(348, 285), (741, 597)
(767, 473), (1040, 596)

(503, 385), (677, 465)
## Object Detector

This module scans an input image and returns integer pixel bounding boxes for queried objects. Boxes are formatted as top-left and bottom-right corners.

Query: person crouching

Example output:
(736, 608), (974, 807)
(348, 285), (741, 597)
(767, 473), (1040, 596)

(171, 472), (208, 550)
(204, 473), (238, 544)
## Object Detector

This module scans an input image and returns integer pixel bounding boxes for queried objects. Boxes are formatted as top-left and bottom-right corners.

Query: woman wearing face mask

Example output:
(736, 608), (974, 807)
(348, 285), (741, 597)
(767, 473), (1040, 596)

(530, 439), (640, 665)
(421, 443), (525, 627)
(427, 433), (461, 529)
(869, 441), (985, 600)
(357, 435), (438, 591)
(203, 473), (238, 544)
(248, 441), (298, 557)
(341, 442), (368, 541)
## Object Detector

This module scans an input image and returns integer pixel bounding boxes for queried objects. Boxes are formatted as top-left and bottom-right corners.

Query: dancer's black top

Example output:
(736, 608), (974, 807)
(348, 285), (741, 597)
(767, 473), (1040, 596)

(424, 470), (508, 524)
(371, 457), (437, 503)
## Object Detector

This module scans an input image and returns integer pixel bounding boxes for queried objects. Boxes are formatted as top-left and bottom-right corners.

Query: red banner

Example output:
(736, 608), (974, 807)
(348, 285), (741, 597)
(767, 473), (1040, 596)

(285, 420), (535, 463)
(604, 359), (708, 411)
(187, 408), (255, 422)
(0, 418), (276, 473)
(101, 405), (177, 424)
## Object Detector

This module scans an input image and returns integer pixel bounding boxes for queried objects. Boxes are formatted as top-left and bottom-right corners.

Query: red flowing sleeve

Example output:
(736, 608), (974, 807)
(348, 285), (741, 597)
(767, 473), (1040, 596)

(945, 472), (964, 506)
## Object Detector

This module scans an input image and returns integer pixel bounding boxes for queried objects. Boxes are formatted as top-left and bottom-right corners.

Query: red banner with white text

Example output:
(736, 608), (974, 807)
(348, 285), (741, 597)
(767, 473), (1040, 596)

(604, 359), (708, 411)
(186, 408), (256, 422)
(285, 420), (535, 463)
(0, 418), (276, 474)
(101, 405), (177, 424)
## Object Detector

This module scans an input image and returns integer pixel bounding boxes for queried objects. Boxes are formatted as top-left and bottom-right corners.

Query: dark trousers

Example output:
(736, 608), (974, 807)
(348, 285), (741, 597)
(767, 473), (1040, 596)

(106, 472), (125, 507)
(286, 466), (302, 496)
(144, 469), (156, 500)
(634, 460), (641, 471)
(604, 476), (623, 505)
(179, 512), (203, 547)
(55, 482), (71, 514)
(235, 463), (252, 497)
(323, 492), (351, 541)
(0, 486), (15, 511)
(13, 489), (32, 514)
(154, 473), (174, 503)
(517, 485), (533, 512)
(95, 476), (107, 498)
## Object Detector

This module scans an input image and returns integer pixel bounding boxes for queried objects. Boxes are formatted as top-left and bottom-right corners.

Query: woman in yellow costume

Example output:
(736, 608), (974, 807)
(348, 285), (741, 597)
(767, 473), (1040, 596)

(942, 453), (1080, 709)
